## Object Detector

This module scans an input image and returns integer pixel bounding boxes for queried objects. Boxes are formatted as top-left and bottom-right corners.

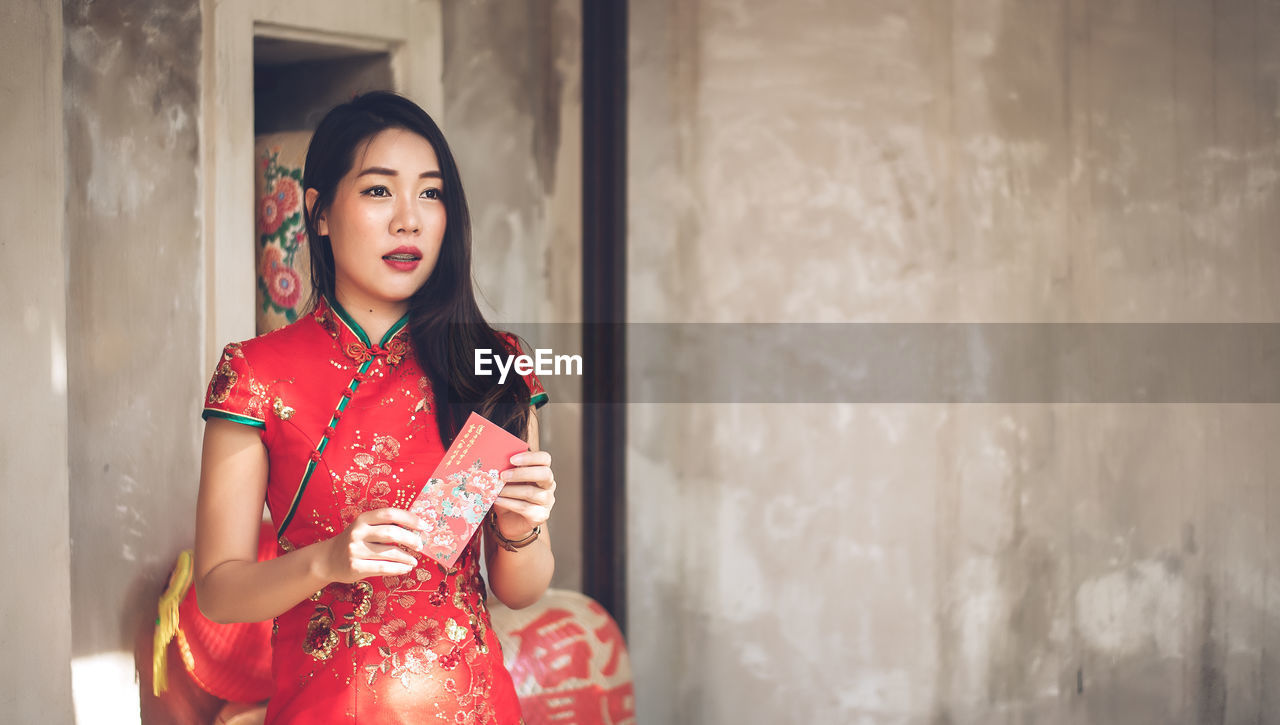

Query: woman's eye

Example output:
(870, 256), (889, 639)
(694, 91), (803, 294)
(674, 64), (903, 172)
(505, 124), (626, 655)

(362, 186), (391, 198)
(422, 188), (442, 200)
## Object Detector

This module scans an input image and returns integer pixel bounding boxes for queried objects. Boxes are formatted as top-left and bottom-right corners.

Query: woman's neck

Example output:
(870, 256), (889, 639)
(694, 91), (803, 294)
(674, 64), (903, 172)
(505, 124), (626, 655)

(333, 290), (407, 344)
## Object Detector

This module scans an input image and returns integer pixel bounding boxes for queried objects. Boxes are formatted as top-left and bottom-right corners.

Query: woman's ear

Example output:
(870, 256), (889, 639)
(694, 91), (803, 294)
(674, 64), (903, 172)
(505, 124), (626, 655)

(305, 188), (327, 236)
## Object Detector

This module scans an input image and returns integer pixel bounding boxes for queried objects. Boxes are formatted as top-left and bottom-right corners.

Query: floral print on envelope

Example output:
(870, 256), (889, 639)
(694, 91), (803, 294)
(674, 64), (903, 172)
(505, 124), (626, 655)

(410, 459), (505, 567)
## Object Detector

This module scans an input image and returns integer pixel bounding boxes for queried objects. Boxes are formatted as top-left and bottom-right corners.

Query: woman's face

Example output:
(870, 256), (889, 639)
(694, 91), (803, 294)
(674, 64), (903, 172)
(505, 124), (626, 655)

(311, 128), (447, 314)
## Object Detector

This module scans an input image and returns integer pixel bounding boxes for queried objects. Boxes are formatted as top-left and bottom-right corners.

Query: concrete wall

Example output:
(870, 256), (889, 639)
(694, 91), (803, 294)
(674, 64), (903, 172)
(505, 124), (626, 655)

(442, 0), (584, 592)
(62, 0), (205, 719)
(0, 1), (74, 722)
(628, 1), (1280, 723)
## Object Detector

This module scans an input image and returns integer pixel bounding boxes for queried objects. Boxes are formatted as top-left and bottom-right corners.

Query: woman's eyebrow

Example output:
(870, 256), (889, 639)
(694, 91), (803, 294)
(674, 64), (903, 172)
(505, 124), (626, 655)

(356, 167), (443, 179)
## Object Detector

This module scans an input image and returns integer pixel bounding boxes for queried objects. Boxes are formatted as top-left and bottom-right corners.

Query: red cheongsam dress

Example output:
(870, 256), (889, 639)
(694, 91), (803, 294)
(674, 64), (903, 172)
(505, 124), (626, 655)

(202, 297), (547, 725)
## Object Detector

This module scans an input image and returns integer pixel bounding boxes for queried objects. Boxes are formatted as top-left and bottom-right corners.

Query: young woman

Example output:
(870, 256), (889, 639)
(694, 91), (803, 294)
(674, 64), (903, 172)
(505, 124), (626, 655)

(195, 91), (555, 724)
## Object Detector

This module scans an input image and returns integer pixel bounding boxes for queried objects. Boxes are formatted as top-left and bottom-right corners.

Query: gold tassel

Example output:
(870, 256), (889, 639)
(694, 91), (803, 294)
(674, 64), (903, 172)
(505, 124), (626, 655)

(153, 549), (194, 696)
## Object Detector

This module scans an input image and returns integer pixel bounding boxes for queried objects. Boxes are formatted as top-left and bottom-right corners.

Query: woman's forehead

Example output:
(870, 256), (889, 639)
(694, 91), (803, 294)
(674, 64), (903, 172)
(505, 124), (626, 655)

(351, 128), (439, 171)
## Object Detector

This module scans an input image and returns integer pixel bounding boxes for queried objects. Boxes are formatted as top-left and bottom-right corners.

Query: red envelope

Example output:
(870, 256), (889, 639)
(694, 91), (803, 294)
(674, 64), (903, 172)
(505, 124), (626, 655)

(407, 412), (528, 568)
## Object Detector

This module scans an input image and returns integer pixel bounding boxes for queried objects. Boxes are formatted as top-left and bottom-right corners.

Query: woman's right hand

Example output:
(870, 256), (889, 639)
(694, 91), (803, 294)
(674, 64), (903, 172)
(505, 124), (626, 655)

(318, 508), (428, 584)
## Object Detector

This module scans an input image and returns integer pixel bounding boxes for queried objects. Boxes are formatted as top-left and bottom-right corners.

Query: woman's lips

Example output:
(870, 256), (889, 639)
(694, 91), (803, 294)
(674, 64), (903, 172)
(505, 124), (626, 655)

(383, 246), (422, 271)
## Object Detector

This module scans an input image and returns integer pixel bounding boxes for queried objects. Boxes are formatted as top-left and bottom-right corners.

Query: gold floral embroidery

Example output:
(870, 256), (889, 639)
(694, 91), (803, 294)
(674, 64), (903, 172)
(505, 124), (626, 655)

(365, 617), (443, 688)
(351, 581), (375, 646)
(273, 396), (295, 420)
(315, 306), (336, 336)
(358, 561), (475, 689)
(353, 581), (373, 616)
(304, 581), (379, 661)
(377, 617), (441, 649)
(390, 645), (437, 687)
(445, 618), (468, 644)
(413, 376), (432, 413)
(209, 361), (238, 404)
(303, 605), (339, 661)
(441, 648), (498, 723)
(453, 551), (492, 655)
(371, 435), (400, 460)
(330, 581), (376, 648)
(351, 626), (375, 647)
(335, 436), (401, 527)
(209, 342), (266, 412)
(246, 380), (271, 420)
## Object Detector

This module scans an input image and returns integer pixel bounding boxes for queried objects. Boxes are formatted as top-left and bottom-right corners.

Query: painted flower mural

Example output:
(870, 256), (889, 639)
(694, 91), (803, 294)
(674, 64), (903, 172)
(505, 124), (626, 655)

(255, 131), (313, 333)
(260, 244), (283, 271)
(268, 264), (302, 309)
(259, 176), (301, 237)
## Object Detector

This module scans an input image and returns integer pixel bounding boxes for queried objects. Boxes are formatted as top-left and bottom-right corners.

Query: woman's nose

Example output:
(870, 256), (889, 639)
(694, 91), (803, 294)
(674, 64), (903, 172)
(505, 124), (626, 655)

(392, 197), (420, 234)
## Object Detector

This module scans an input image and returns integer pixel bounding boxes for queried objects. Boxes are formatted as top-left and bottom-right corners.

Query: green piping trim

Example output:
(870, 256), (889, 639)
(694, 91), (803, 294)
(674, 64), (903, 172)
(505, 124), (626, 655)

(325, 295), (410, 349)
(202, 409), (266, 428)
(531, 392), (549, 409)
(276, 459), (317, 537)
(326, 295), (372, 347)
(276, 358), (373, 538)
(380, 315), (409, 346)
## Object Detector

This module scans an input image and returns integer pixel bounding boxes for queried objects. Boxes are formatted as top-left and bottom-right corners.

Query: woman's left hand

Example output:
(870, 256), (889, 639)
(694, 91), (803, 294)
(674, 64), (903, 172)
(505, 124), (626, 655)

(492, 450), (556, 541)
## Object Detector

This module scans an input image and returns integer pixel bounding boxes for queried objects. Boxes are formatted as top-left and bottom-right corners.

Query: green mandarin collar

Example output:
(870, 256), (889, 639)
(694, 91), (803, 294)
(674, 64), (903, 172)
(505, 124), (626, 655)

(320, 295), (410, 350)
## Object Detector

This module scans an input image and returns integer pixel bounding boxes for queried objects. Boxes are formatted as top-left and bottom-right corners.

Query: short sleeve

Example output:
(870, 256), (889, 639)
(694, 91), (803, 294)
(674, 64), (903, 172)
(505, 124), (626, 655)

(527, 367), (549, 409)
(501, 332), (549, 409)
(202, 342), (269, 429)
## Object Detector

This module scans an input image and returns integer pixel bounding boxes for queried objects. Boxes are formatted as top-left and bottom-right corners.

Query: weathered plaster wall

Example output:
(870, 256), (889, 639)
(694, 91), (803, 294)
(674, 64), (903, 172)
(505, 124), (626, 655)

(0, 1), (74, 721)
(442, 0), (584, 592)
(629, 1), (1280, 723)
(62, 0), (204, 718)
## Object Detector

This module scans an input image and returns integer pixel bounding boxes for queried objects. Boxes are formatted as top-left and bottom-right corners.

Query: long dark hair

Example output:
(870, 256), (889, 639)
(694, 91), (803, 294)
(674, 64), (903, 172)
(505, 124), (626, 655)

(302, 91), (532, 445)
